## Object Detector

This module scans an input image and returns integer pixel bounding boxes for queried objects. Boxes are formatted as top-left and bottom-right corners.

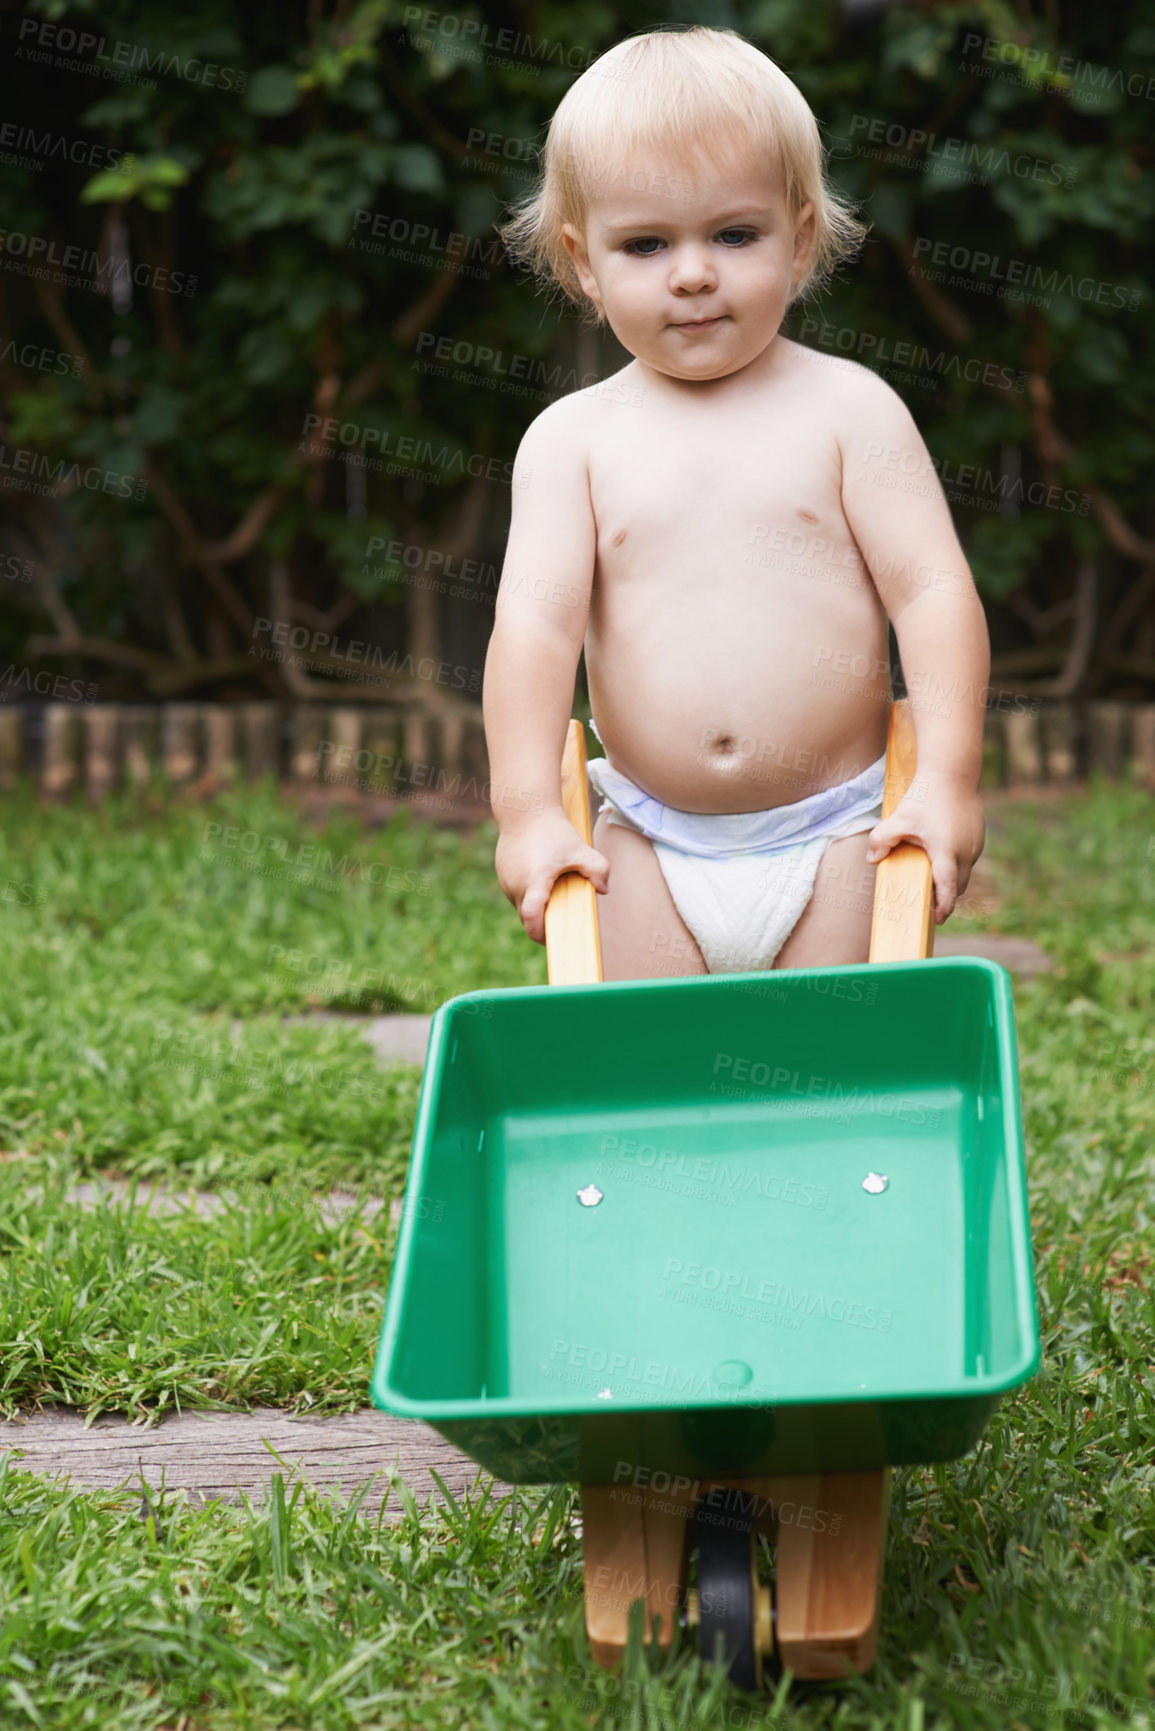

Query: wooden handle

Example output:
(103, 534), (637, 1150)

(868, 700), (935, 963)
(544, 720), (604, 985)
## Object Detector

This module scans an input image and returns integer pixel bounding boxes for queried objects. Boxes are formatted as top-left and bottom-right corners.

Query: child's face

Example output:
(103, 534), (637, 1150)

(562, 147), (814, 383)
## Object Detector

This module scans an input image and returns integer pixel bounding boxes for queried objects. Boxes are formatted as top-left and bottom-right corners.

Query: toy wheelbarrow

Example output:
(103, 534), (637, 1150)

(371, 700), (1039, 1686)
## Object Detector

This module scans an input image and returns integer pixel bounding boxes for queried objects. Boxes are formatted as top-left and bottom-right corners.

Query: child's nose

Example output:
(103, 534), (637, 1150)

(668, 243), (717, 291)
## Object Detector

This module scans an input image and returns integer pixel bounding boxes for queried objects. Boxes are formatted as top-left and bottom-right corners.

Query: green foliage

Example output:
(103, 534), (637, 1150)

(0, 2), (1151, 694)
(80, 154), (191, 211)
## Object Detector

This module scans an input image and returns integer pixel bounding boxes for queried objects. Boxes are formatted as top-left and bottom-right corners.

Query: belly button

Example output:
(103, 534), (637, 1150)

(715, 736), (736, 754)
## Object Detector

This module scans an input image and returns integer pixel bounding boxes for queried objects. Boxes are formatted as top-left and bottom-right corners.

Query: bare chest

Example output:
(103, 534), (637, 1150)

(588, 401), (846, 573)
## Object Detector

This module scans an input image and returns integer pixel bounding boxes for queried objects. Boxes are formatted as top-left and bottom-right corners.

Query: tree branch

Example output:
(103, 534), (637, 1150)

(145, 461), (257, 636)
(376, 37), (472, 158)
(989, 646), (1066, 676)
(1026, 559), (1097, 698)
(202, 484), (292, 565)
(32, 277), (97, 385)
(1104, 653), (1155, 684)
(289, 590), (361, 633)
(28, 526), (81, 638)
(147, 654), (260, 696)
(391, 264), (460, 352)
(27, 635), (171, 672)
(1010, 590), (1077, 636)
(24, 636), (283, 698)
(1097, 561), (1155, 664)
(248, 666), (482, 708)
(892, 232), (974, 347)
(339, 271), (460, 413)
(1026, 369), (1155, 564)
(159, 565), (198, 663)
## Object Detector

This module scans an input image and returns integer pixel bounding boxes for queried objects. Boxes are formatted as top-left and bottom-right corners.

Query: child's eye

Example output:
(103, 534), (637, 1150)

(717, 227), (757, 246)
(622, 237), (664, 256)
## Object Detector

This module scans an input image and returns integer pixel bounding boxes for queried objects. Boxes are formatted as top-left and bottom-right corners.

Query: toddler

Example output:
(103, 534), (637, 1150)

(483, 25), (987, 980)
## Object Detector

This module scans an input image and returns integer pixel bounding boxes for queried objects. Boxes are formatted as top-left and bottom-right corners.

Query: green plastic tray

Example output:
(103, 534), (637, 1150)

(372, 958), (1039, 1483)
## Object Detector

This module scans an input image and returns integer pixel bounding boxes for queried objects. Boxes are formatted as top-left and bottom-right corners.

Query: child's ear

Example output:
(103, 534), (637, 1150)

(791, 201), (816, 281)
(561, 222), (603, 315)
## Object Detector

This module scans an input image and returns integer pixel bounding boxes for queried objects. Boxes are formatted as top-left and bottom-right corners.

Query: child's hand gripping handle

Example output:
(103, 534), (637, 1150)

(542, 709), (929, 976)
(544, 721), (605, 986)
(869, 699), (935, 964)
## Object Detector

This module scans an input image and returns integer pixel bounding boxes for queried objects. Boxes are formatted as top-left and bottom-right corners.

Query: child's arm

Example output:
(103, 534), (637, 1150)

(837, 373), (990, 923)
(483, 400), (610, 944)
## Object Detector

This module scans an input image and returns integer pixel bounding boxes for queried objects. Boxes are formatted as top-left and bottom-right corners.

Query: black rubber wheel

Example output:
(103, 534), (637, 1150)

(694, 1493), (762, 1691)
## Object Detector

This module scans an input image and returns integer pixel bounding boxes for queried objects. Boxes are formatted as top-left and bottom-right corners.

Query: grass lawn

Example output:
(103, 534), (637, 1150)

(1, 775), (1154, 1728)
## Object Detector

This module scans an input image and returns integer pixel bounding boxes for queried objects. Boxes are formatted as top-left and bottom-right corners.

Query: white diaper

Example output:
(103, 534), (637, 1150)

(585, 723), (886, 972)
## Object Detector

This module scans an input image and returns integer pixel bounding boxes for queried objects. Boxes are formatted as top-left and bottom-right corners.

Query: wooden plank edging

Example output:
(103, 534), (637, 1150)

(0, 1407), (514, 1516)
(1, 701), (1155, 798)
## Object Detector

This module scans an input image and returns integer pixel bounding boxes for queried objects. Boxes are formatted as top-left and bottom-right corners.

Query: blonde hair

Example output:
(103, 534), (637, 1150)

(498, 25), (869, 319)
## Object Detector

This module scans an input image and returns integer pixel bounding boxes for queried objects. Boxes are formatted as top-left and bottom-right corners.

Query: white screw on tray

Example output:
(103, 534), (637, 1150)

(577, 1184), (604, 1207)
(862, 1172), (890, 1194)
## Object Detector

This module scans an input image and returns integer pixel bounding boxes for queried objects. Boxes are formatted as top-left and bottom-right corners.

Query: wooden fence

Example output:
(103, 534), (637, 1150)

(0, 700), (490, 803)
(0, 698), (1152, 802)
(990, 699), (1155, 787)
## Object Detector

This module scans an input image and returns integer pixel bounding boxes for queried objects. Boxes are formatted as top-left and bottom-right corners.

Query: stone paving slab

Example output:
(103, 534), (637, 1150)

(932, 933), (1053, 976)
(58, 1178), (390, 1222)
(0, 1407), (514, 1515)
(356, 1013), (434, 1066)
(283, 1010), (432, 1067)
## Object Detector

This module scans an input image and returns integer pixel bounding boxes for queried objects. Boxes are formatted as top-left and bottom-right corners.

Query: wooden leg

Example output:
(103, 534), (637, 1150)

(643, 1484), (693, 1650)
(582, 1471), (888, 1680)
(581, 1482), (693, 1670)
(773, 1469), (891, 1680)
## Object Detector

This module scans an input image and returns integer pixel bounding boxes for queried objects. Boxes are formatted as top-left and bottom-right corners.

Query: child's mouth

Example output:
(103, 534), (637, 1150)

(675, 316), (724, 330)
